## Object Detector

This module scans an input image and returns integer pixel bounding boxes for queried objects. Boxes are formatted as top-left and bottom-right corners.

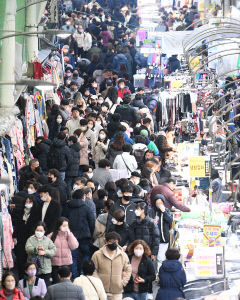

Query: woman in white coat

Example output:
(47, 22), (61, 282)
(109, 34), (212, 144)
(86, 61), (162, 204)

(74, 260), (107, 300)
(113, 143), (138, 178)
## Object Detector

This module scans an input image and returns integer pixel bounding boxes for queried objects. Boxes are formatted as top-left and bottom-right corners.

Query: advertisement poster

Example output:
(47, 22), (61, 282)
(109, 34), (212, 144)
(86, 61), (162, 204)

(203, 225), (222, 247)
(189, 156), (206, 177)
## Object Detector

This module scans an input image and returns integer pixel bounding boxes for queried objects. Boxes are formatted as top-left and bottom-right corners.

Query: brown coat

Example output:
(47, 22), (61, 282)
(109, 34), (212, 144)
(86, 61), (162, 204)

(92, 245), (132, 294)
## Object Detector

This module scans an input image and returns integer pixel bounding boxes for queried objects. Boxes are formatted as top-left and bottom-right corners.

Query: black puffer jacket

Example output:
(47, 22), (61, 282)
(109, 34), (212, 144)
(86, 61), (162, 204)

(124, 255), (155, 293)
(48, 138), (70, 172)
(50, 177), (69, 206)
(115, 104), (137, 125)
(31, 139), (51, 172)
(66, 199), (95, 240)
(66, 142), (81, 177)
(108, 200), (136, 227)
(129, 216), (160, 255)
(107, 222), (130, 247)
(131, 99), (146, 110)
(143, 94), (158, 114)
(107, 121), (122, 139)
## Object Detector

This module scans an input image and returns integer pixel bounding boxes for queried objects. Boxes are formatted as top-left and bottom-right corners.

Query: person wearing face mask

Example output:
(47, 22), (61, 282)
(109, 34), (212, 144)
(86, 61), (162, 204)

(85, 119), (97, 151)
(19, 262), (47, 300)
(89, 78), (99, 95)
(129, 202), (160, 260)
(65, 136), (81, 193)
(92, 232), (132, 300)
(108, 185), (136, 229)
(31, 136), (51, 174)
(25, 222), (56, 287)
(48, 169), (69, 208)
(37, 186), (61, 235)
(26, 181), (41, 202)
(71, 70), (84, 87)
(48, 114), (66, 140)
(61, 19), (75, 33)
(62, 45), (75, 68)
(150, 194), (173, 271)
(123, 240), (155, 300)
(73, 25), (85, 57)
(0, 271), (25, 300)
(11, 195), (40, 278)
(47, 217), (78, 284)
(74, 128), (89, 173)
(107, 209), (130, 250)
(66, 107), (81, 136)
(129, 172), (141, 189)
(92, 129), (109, 168)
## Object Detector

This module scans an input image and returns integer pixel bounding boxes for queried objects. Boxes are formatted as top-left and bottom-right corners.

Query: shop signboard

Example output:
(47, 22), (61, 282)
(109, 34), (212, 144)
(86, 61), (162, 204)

(177, 143), (200, 163)
(203, 225), (222, 247)
(189, 156), (205, 177)
(194, 246), (224, 278)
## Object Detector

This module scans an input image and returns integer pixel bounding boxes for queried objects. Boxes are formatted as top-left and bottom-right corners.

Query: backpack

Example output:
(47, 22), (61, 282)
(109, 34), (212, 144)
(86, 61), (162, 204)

(47, 145), (61, 170)
(133, 148), (145, 164)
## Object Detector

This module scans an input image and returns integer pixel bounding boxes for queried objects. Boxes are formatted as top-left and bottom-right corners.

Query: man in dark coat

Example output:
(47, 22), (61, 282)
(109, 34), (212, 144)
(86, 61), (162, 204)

(115, 93), (137, 126)
(48, 132), (70, 180)
(66, 189), (95, 279)
(65, 136), (81, 193)
(38, 185), (61, 235)
(19, 159), (44, 191)
(107, 113), (123, 139)
(31, 136), (51, 173)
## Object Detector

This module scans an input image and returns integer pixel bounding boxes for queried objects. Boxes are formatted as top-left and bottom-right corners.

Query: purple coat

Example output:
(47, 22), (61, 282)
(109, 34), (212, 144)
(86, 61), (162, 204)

(19, 277), (47, 300)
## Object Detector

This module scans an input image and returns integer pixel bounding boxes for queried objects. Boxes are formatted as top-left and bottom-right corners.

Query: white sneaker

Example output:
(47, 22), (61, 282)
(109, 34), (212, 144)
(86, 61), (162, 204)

(148, 293), (153, 300)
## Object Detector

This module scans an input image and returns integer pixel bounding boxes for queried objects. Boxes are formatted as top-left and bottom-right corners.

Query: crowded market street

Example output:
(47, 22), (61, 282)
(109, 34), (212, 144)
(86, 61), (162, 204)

(0, 0), (240, 299)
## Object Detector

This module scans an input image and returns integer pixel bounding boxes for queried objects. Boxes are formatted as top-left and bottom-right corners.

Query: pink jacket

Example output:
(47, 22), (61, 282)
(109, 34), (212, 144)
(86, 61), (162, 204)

(48, 231), (79, 266)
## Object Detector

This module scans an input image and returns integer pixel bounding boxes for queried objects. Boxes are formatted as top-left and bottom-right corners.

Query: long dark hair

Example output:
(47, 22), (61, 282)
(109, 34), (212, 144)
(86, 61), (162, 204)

(97, 129), (108, 144)
(51, 217), (69, 243)
(106, 87), (118, 104)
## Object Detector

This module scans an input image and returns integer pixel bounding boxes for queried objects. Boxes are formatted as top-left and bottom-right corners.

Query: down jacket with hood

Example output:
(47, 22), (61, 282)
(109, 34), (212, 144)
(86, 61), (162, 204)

(167, 56), (181, 74)
(115, 104), (137, 125)
(92, 245), (132, 294)
(156, 260), (186, 300)
(66, 142), (81, 177)
(112, 53), (129, 72)
(48, 138), (70, 172)
(129, 216), (160, 255)
(143, 93), (158, 114)
(31, 139), (51, 172)
(66, 199), (95, 241)
(150, 194), (173, 243)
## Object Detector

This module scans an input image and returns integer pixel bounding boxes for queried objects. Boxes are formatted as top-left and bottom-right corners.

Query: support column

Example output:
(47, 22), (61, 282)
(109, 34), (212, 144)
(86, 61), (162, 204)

(25, 0), (38, 62)
(204, 0), (209, 23)
(0, 0), (17, 108)
(223, 0), (231, 17)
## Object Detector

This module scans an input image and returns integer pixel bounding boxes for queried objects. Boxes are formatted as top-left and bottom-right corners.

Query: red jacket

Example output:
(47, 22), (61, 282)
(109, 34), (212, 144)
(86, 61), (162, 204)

(0, 288), (25, 300)
(118, 88), (131, 99)
(150, 183), (190, 212)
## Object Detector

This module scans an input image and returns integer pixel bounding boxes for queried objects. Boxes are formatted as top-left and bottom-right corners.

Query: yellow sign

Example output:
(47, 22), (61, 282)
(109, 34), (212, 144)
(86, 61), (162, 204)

(189, 156), (205, 177)
(189, 56), (200, 71)
(203, 225), (221, 247)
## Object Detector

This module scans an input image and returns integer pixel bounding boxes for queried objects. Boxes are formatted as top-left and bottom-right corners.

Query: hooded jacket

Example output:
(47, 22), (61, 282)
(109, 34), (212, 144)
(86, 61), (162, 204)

(91, 245), (132, 294)
(115, 104), (137, 124)
(66, 199), (95, 240)
(66, 142), (81, 177)
(112, 53), (129, 72)
(48, 138), (70, 172)
(156, 260), (186, 300)
(150, 194), (173, 243)
(109, 199), (136, 227)
(167, 56), (181, 74)
(129, 216), (160, 255)
(31, 139), (51, 172)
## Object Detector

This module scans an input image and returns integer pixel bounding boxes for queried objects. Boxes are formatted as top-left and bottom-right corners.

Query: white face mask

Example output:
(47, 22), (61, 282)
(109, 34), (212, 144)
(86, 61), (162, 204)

(57, 118), (62, 124)
(28, 188), (34, 195)
(60, 226), (68, 232)
(134, 249), (144, 257)
(25, 203), (33, 209)
(73, 184), (81, 191)
(98, 100), (103, 105)
(66, 21), (71, 26)
(93, 83), (98, 88)
(5, 282), (15, 290)
(87, 173), (93, 179)
(135, 210), (141, 217)
(35, 231), (44, 239)
(88, 124), (93, 129)
(41, 196), (47, 202)
(99, 134), (106, 140)
(112, 218), (118, 225)
(95, 121), (101, 125)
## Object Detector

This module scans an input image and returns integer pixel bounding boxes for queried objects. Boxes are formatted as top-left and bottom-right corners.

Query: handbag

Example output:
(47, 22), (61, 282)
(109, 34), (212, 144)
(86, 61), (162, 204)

(169, 272), (185, 298)
(121, 154), (132, 174)
(86, 276), (100, 299)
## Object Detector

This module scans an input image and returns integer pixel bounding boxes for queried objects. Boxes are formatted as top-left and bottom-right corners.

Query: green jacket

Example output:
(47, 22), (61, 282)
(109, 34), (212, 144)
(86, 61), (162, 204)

(147, 141), (159, 155)
(25, 235), (56, 275)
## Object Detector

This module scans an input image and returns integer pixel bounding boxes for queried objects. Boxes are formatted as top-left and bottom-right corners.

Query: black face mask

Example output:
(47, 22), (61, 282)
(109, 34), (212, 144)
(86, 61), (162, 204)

(123, 196), (131, 202)
(48, 177), (53, 183)
(107, 243), (118, 251)
(35, 167), (40, 173)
